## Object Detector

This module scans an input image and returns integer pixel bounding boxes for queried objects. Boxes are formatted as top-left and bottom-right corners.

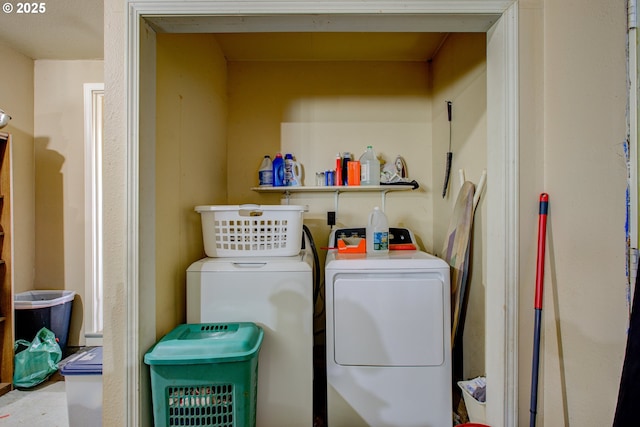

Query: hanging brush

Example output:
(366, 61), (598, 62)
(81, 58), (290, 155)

(442, 100), (453, 198)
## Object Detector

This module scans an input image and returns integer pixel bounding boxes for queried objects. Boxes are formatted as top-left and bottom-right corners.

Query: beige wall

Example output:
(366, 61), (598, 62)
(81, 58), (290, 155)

(517, 1), (628, 425)
(155, 33), (228, 338)
(0, 45), (104, 365)
(0, 44), (35, 296)
(102, 0), (127, 423)
(155, 35), (445, 335)
(225, 44), (487, 368)
(226, 57), (444, 352)
(33, 60), (104, 346)
(104, 1), (630, 425)
(431, 33), (487, 379)
(227, 59), (433, 243)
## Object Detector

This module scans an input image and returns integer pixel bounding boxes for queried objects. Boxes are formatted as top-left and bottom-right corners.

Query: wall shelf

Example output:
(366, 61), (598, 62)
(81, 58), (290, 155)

(252, 184), (416, 211)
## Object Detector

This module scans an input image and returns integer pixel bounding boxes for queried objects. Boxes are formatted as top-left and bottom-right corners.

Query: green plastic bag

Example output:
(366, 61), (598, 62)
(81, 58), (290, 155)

(13, 327), (62, 388)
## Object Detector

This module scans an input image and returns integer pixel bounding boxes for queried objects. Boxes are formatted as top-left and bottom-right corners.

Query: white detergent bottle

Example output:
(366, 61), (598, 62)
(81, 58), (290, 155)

(258, 155), (273, 186)
(359, 145), (380, 186)
(366, 206), (389, 255)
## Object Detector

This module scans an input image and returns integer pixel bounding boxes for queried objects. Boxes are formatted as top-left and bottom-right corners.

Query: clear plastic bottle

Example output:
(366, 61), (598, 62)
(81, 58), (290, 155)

(366, 206), (389, 255)
(359, 145), (380, 186)
(258, 155), (273, 186)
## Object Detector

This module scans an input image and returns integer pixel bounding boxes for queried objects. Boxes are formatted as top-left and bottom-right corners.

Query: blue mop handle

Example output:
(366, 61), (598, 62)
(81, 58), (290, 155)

(530, 308), (542, 427)
(530, 193), (549, 427)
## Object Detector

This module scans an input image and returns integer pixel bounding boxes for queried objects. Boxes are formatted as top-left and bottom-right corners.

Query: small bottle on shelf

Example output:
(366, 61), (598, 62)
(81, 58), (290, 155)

(258, 155), (273, 186)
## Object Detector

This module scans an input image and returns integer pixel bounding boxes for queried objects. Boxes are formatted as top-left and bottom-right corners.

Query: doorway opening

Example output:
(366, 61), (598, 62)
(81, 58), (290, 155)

(83, 82), (104, 346)
(126, 3), (519, 426)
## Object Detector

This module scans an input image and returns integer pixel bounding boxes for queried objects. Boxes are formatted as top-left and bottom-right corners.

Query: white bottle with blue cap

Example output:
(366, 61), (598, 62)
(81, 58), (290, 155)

(366, 206), (389, 255)
(258, 155), (273, 186)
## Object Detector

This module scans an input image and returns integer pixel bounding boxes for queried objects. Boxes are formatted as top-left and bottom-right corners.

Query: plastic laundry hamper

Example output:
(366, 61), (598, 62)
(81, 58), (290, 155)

(144, 323), (264, 427)
(195, 204), (306, 257)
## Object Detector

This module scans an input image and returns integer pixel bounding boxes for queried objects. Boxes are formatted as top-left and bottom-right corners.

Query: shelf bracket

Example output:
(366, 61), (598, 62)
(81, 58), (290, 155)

(381, 190), (390, 212)
(250, 184), (416, 214)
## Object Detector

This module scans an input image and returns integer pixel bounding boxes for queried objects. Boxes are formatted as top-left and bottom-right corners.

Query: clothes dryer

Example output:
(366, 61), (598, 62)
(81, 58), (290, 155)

(325, 228), (452, 427)
(187, 252), (313, 427)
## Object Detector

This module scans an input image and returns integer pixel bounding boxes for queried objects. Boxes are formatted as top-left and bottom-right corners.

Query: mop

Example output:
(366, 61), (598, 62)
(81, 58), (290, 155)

(442, 101), (453, 198)
(529, 193), (549, 427)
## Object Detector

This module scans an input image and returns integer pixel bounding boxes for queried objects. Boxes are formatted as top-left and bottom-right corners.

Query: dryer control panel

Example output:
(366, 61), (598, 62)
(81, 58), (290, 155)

(330, 227), (415, 247)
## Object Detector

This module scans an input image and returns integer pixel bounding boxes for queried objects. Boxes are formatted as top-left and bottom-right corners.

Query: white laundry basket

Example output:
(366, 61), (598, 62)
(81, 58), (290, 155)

(458, 377), (487, 424)
(195, 204), (306, 257)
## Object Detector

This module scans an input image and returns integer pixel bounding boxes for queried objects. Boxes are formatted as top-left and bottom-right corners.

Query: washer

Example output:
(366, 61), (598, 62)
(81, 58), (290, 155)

(186, 252), (313, 427)
(325, 228), (452, 427)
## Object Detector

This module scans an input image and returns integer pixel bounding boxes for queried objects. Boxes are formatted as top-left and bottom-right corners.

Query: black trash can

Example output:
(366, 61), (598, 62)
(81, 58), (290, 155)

(14, 290), (75, 351)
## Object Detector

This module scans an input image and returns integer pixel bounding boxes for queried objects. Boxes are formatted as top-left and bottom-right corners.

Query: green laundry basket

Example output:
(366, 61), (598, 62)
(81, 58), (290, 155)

(144, 323), (264, 427)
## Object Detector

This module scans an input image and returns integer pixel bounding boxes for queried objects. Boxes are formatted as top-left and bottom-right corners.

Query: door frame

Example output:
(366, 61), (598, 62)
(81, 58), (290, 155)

(83, 82), (104, 346)
(125, 1), (519, 425)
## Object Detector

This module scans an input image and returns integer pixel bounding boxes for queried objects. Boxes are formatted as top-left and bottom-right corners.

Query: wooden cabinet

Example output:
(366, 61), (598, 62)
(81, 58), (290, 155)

(0, 133), (12, 396)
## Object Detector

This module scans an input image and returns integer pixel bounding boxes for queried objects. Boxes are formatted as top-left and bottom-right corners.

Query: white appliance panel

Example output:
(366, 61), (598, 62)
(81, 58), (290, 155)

(187, 269), (312, 331)
(327, 366), (452, 427)
(333, 273), (444, 366)
(186, 257), (313, 427)
(324, 246), (452, 427)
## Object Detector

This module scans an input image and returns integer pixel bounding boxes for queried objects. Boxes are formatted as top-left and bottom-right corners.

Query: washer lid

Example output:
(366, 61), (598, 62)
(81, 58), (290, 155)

(326, 249), (449, 270)
(187, 253), (311, 273)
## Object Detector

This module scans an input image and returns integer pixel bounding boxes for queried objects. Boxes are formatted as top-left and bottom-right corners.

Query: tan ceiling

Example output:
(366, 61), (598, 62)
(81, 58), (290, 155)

(0, 0), (103, 59)
(0, 0), (447, 62)
(215, 33), (448, 62)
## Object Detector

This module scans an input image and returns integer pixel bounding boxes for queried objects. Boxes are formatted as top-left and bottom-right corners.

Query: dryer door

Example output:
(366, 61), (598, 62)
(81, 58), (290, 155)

(333, 272), (445, 367)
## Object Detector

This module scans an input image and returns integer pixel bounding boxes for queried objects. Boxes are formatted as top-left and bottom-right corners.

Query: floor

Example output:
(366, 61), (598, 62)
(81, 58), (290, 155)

(0, 346), (91, 427)
(0, 381), (470, 427)
(0, 345), (472, 427)
(0, 387), (469, 427)
(0, 376), (68, 426)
